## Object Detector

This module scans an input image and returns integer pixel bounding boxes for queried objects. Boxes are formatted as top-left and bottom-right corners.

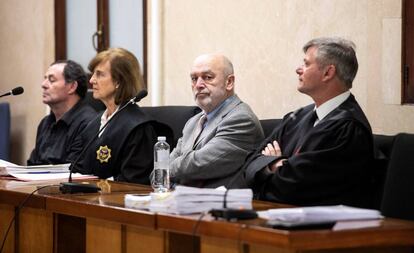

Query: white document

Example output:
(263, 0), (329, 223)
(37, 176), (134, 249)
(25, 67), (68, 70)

(1, 162), (70, 176)
(0, 159), (17, 167)
(6, 163), (71, 173)
(258, 205), (383, 222)
(7, 172), (94, 181)
(147, 185), (254, 214)
(0, 159), (96, 181)
(125, 194), (152, 210)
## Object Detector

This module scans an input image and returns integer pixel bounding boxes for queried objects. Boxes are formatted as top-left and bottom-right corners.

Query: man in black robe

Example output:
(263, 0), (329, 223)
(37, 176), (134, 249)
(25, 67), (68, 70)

(244, 37), (374, 207)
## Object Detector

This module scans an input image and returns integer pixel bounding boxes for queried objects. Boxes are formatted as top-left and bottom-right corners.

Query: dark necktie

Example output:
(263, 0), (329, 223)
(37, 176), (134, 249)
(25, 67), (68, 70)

(307, 110), (318, 128)
(193, 114), (207, 145)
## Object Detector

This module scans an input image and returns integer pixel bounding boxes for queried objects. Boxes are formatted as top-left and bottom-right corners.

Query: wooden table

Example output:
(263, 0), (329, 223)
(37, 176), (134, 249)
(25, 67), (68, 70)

(1, 179), (414, 253)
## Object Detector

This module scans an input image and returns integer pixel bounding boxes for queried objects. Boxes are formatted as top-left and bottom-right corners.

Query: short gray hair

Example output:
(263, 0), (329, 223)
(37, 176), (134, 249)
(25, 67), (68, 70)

(221, 55), (234, 77)
(303, 37), (358, 88)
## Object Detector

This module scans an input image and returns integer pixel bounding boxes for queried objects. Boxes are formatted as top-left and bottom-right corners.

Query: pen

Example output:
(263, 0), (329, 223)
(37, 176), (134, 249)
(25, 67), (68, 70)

(27, 171), (52, 174)
(13, 171), (68, 174)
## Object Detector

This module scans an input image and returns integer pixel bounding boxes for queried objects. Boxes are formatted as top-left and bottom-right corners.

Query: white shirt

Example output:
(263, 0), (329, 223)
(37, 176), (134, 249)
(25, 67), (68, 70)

(314, 91), (351, 126)
(99, 106), (120, 137)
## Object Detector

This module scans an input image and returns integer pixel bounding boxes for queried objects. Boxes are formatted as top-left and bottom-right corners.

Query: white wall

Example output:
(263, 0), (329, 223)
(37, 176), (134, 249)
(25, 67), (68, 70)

(149, 0), (414, 134)
(0, 0), (54, 164)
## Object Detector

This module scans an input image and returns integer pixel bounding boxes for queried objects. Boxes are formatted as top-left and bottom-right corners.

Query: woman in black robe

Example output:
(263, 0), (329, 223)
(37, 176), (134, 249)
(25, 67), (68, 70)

(75, 48), (156, 184)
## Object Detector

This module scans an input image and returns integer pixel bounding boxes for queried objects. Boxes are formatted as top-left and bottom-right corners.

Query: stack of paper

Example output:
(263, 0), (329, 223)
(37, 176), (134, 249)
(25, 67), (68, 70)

(0, 159), (96, 181)
(2, 163), (70, 174)
(147, 185), (253, 214)
(259, 205), (383, 223)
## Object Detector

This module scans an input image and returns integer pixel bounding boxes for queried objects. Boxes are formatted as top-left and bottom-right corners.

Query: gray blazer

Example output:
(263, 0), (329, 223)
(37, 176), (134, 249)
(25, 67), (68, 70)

(170, 95), (264, 188)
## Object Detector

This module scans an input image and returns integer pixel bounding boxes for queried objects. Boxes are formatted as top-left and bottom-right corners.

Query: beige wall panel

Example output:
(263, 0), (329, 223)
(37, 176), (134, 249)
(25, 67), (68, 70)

(365, 0), (385, 134)
(0, 0), (54, 164)
(381, 18), (401, 105)
(156, 0), (414, 134)
(382, 0), (402, 18)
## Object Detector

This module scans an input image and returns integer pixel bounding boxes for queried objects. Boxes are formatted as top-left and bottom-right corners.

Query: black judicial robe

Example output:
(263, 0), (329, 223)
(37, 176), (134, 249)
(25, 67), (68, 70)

(244, 94), (374, 207)
(76, 104), (157, 184)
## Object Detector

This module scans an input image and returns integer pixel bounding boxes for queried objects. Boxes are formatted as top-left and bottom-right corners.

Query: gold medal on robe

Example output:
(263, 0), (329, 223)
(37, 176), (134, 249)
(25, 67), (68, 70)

(96, 145), (111, 163)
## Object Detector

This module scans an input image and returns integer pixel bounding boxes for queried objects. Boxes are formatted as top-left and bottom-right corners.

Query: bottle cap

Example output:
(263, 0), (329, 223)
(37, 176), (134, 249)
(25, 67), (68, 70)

(157, 136), (166, 141)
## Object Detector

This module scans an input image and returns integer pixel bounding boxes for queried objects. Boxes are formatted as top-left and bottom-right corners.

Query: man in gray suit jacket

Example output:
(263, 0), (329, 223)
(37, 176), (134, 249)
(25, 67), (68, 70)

(169, 53), (264, 188)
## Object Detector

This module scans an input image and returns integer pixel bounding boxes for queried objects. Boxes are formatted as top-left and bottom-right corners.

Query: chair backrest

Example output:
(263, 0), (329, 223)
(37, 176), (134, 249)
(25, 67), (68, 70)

(149, 121), (174, 149)
(374, 134), (395, 159)
(141, 106), (201, 149)
(259, 119), (282, 138)
(380, 133), (414, 220)
(370, 134), (395, 209)
(84, 91), (106, 112)
(0, 102), (11, 160)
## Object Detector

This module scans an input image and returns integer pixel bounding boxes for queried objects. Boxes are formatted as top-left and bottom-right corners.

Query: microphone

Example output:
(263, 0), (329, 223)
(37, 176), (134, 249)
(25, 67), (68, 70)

(0, 86), (24, 98)
(131, 89), (148, 103)
(59, 90), (148, 194)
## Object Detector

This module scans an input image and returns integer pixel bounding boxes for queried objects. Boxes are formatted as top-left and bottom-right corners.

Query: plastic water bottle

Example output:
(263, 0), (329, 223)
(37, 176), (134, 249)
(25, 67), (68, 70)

(152, 136), (170, 192)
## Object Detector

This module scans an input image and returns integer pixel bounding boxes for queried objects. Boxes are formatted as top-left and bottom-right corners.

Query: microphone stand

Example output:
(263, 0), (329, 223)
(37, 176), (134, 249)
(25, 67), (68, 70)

(0, 93), (11, 98)
(59, 90), (148, 194)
